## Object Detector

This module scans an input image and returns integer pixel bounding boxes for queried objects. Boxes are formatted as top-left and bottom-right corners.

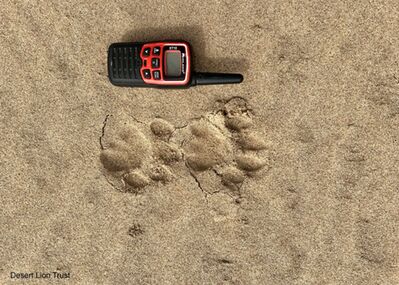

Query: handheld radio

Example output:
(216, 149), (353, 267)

(108, 41), (243, 88)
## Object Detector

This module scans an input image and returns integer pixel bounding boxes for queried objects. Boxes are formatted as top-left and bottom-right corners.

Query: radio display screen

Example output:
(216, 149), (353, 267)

(165, 50), (181, 77)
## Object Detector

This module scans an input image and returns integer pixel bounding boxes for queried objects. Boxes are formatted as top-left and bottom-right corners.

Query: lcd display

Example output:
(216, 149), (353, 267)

(165, 51), (181, 77)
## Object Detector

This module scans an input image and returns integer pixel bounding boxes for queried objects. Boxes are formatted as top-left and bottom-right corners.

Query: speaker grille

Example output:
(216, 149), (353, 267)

(111, 46), (135, 79)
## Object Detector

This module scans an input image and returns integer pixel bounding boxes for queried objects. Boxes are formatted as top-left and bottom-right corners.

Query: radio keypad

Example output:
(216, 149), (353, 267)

(151, 58), (159, 68)
(153, 47), (160, 55)
(143, 48), (151, 57)
(143, 69), (151, 79)
(153, 70), (160, 80)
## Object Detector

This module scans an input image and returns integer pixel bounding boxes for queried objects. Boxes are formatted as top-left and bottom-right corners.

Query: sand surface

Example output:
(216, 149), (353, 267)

(1, 1), (399, 284)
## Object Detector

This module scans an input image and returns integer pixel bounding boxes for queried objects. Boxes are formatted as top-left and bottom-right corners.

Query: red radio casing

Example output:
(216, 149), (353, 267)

(139, 42), (191, 86)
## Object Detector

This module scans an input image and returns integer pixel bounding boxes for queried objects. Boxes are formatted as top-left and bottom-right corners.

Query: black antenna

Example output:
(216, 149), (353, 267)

(191, 72), (243, 86)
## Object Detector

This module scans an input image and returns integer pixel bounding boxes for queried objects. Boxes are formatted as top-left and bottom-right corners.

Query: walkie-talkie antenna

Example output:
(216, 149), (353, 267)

(191, 72), (244, 86)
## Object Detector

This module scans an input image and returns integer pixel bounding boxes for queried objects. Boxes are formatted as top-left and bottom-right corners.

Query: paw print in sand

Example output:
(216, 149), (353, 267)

(100, 98), (269, 196)
(100, 116), (180, 192)
(183, 97), (269, 194)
